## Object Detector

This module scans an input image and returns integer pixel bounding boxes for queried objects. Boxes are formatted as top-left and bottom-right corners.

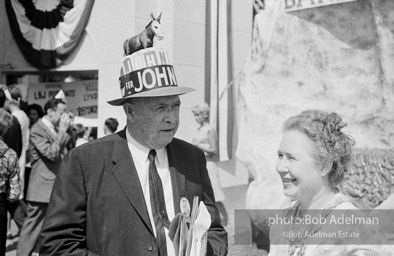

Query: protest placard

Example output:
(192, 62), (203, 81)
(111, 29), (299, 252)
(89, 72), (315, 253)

(27, 80), (98, 119)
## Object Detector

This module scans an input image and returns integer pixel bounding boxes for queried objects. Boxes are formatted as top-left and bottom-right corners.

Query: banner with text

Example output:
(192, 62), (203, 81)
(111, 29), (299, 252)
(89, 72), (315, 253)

(28, 80), (98, 119)
(284, 0), (357, 12)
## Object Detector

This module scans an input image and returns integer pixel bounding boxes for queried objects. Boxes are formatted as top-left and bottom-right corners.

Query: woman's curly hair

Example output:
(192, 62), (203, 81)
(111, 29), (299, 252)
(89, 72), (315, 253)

(283, 110), (355, 186)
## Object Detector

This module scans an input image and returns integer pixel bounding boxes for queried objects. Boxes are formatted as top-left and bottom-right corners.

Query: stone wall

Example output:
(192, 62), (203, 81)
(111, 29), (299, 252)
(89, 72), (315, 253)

(240, 0), (394, 211)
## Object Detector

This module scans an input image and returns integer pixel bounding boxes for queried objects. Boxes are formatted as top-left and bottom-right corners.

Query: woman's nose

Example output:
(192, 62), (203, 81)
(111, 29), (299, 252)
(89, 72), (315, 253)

(276, 159), (287, 174)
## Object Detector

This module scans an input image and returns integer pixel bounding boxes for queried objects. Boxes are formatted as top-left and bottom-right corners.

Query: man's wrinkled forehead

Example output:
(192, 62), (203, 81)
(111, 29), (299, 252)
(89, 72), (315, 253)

(129, 95), (181, 106)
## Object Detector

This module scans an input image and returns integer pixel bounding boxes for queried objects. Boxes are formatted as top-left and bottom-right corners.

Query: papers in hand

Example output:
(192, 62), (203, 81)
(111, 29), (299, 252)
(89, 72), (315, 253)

(190, 201), (210, 256)
(170, 196), (211, 256)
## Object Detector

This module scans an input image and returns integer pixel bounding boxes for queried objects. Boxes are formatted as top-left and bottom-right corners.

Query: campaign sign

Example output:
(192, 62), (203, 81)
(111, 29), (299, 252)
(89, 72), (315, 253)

(284, 0), (357, 12)
(28, 80), (98, 118)
(120, 65), (178, 97)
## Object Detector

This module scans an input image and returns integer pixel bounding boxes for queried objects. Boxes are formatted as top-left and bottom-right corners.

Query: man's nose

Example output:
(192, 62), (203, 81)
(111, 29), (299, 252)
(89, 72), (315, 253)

(164, 109), (177, 123)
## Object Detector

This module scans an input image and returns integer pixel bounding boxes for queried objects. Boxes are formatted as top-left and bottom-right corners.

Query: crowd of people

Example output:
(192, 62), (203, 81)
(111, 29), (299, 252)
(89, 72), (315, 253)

(0, 87), (120, 256)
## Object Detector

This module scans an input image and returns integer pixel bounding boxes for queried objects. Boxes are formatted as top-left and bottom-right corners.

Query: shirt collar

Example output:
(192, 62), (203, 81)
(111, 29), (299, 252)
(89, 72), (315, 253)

(42, 116), (55, 132)
(125, 128), (166, 165)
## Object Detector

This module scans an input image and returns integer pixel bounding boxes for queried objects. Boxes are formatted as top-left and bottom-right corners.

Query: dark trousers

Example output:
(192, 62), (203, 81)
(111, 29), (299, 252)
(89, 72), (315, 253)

(0, 194), (27, 256)
(7, 199), (27, 231)
(16, 201), (48, 256)
(0, 194), (7, 256)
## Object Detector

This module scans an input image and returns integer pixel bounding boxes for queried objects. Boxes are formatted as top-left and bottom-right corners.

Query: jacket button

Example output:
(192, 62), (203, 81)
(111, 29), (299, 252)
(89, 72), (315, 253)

(147, 244), (153, 251)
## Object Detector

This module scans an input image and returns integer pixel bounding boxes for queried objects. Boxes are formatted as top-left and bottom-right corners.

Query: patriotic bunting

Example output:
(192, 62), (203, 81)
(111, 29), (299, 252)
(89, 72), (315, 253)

(5, 0), (95, 69)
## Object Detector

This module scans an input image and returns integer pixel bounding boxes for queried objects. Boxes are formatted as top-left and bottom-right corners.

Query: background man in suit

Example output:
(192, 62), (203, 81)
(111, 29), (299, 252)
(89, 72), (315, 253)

(40, 47), (228, 255)
(7, 86), (30, 200)
(17, 98), (73, 256)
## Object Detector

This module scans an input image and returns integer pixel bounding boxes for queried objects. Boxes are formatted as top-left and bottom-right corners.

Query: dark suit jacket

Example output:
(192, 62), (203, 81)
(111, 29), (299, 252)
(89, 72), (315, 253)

(26, 119), (71, 203)
(40, 129), (228, 256)
(4, 115), (22, 157)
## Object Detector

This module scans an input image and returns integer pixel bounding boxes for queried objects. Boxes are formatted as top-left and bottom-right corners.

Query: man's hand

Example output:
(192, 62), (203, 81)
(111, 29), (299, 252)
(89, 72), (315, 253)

(59, 112), (72, 133)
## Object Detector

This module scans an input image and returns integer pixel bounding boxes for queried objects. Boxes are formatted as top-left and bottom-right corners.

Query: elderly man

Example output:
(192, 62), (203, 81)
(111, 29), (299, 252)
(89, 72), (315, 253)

(40, 47), (228, 256)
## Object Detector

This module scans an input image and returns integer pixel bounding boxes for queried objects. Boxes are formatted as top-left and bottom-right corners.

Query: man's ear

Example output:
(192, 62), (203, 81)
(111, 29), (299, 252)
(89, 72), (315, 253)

(123, 103), (135, 122)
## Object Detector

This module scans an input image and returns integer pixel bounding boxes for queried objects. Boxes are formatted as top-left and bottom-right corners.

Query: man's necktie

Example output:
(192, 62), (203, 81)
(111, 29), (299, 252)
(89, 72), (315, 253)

(148, 149), (170, 256)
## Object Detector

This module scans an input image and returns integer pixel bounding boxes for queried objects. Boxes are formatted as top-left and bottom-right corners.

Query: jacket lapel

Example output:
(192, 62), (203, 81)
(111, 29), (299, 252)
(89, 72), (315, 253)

(167, 141), (186, 215)
(111, 129), (154, 235)
(37, 119), (57, 141)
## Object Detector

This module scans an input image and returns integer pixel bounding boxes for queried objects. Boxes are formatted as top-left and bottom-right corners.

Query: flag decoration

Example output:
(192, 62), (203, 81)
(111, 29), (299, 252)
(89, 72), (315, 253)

(5, 0), (95, 69)
(208, 0), (235, 161)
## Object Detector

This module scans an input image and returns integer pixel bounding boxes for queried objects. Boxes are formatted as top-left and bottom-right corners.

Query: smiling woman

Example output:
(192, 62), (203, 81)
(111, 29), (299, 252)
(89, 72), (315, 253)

(276, 130), (326, 207)
(276, 110), (355, 209)
(269, 110), (394, 256)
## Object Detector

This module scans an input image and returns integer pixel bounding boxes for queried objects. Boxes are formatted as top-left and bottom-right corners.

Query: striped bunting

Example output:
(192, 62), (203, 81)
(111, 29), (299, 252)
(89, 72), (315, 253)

(5, 0), (95, 69)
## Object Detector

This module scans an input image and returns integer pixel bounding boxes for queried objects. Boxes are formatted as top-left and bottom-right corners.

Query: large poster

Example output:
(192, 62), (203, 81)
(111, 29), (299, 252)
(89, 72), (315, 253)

(28, 80), (98, 119)
(284, 0), (357, 12)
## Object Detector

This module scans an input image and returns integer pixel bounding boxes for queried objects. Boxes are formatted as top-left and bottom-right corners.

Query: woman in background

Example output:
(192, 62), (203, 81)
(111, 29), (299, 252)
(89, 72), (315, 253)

(0, 109), (21, 256)
(191, 103), (228, 226)
(27, 104), (44, 128)
(25, 104), (44, 198)
(270, 109), (393, 256)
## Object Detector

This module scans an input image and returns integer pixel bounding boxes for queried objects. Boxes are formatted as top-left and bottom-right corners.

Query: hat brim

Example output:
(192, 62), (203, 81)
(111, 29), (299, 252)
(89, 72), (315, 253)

(107, 86), (195, 106)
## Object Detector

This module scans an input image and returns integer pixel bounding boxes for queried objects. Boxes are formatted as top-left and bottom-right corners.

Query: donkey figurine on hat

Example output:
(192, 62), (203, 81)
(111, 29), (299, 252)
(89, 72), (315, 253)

(123, 12), (163, 56)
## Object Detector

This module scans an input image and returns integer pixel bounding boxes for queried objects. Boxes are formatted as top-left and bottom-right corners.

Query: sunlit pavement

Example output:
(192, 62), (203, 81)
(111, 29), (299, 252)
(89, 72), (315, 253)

(6, 158), (267, 256)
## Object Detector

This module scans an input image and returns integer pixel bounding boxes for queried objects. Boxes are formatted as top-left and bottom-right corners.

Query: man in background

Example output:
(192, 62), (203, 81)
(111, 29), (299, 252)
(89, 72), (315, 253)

(104, 117), (119, 135)
(17, 98), (73, 256)
(7, 86), (30, 200)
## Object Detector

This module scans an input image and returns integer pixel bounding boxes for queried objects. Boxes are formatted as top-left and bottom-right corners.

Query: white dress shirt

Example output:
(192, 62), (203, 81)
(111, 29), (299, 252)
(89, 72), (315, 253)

(126, 129), (175, 256)
(12, 109), (30, 199)
(12, 109), (30, 153)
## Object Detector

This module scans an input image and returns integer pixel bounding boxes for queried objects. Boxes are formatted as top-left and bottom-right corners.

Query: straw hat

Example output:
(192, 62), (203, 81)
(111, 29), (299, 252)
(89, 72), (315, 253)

(108, 47), (194, 106)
